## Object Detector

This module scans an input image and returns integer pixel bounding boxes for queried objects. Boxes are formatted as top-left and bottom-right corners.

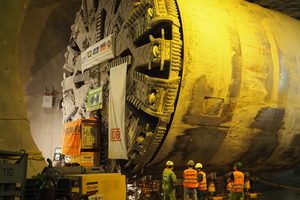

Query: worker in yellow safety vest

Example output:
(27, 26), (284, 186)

(195, 163), (207, 200)
(227, 162), (245, 200)
(162, 160), (177, 200)
(183, 160), (198, 200)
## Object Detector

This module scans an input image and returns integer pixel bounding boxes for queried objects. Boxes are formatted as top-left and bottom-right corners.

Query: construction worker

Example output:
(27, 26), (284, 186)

(227, 162), (245, 200)
(162, 160), (172, 189)
(195, 163), (207, 200)
(183, 160), (198, 200)
(164, 160), (172, 172)
(162, 160), (177, 200)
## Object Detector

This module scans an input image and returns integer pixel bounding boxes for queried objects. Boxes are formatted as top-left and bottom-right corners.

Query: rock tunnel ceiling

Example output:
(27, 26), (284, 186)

(247, 0), (300, 20)
(58, 0), (300, 179)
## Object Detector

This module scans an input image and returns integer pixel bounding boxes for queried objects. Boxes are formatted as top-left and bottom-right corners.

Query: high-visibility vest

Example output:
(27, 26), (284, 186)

(183, 169), (198, 188)
(162, 168), (168, 188)
(227, 182), (233, 191)
(162, 168), (177, 190)
(230, 171), (244, 192)
(197, 171), (207, 190)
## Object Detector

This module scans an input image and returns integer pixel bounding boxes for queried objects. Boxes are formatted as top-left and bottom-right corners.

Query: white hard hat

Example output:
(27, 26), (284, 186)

(195, 163), (203, 168)
(166, 160), (174, 166)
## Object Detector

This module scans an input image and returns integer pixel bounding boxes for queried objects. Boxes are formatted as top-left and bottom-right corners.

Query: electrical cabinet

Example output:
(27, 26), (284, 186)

(81, 120), (99, 150)
(68, 152), (100, 167)
(64, 173), (126, 199)
(62, 118), (99, 156)
(0, 150), (28, 200)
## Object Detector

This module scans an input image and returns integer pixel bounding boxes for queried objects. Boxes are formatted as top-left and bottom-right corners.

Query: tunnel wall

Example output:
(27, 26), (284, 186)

(0, 0), (46, 177)
(18, 0), (81, 163)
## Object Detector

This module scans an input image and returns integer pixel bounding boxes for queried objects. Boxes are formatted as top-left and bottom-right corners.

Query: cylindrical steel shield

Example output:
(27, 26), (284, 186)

(149, 0), (300, 176)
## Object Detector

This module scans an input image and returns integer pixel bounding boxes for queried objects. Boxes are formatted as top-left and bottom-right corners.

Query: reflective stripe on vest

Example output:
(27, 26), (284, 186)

(183, 169), (198, 188)
(231, 171), (244, 192)
(197, 171), (207, 190)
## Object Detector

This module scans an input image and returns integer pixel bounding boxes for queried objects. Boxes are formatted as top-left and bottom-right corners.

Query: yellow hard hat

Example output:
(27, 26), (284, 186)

(195, 163), (203, 168)
(166, 160), (174, 166)
(187, 160), (194, 166)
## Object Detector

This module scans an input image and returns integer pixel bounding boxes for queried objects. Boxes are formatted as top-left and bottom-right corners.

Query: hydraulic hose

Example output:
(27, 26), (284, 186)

(251, 177), (300, 191)
(0, 150), (45, 161)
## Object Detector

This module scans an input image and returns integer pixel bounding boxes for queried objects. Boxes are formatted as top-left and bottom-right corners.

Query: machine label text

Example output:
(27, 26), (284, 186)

(2, 168), (14, 176)
(110, 128), (121, 141)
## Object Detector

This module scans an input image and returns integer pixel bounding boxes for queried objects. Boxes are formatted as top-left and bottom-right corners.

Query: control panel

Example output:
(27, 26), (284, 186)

(81, 121), (99, 149)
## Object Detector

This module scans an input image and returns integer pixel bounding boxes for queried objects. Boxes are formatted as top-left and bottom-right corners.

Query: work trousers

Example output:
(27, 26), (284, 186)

(183, 187), (197, 200)
(228, 191), (244, 200)
(197, 190), (207, 200)
(163, 189), (176, 200)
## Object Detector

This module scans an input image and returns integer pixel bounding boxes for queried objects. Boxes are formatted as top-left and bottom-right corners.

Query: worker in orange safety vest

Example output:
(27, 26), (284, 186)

(183, 160), (198, 200)
(227, 162), (245, 200)
(195, 163), (207, 200)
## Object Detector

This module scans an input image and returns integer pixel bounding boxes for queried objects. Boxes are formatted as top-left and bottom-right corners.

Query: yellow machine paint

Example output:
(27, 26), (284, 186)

(61, 0), (300, 180)
(81, 121), (99, 150)
(5, 0), (299, 198)
(149, 0), (300, 176)
(65, 173), (126, 199)
(2, 0), (299, 198)
(68, 152), (100, 167)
